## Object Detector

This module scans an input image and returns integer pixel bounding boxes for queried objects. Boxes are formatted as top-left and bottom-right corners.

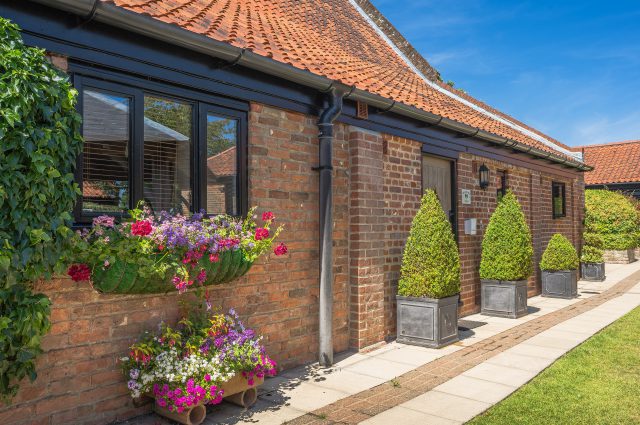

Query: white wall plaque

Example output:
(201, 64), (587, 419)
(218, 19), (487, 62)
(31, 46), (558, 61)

(461, 189), (472, 205)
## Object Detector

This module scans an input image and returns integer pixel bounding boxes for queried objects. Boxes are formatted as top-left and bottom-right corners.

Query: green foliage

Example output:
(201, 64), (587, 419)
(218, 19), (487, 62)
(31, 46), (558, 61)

(584, 190), (638, 250)
(0, 18), (81, 400)
(398, 189), (460, 298)
(581, 232), (604, 263)
(581, 246), (604, 263)
(480, 191), (533, 281)
(540, 234), (579, 271)
(0, 284), (51, 400)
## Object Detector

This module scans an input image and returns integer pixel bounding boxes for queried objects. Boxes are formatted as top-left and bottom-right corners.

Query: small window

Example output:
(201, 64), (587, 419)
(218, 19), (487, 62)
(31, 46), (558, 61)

(552, 182), (566, 218)
(496, 170), (507, 202)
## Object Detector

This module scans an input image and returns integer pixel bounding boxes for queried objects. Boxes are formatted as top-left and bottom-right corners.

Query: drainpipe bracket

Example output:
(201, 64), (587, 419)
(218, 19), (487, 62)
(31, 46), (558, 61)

(312, 165), (334, 172)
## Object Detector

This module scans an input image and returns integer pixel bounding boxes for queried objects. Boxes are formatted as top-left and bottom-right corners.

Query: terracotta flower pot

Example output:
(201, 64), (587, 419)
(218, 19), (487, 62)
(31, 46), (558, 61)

(154, 402), (206, 425)
(152, 374), (265, 424)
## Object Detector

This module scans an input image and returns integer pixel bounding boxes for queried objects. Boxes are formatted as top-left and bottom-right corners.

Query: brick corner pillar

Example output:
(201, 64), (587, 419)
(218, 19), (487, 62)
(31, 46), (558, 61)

(530, 171), (543, 295)
(348, 128), (386, 349)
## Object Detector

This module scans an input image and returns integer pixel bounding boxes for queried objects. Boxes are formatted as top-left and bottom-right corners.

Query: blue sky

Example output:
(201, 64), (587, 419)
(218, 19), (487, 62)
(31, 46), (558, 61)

(371, 0), (640, 146)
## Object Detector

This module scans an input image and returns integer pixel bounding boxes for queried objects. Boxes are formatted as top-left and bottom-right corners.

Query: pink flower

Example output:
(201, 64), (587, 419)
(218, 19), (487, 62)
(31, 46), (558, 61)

(255, 228), (269, 241)
(92, 215), (115, 228)
(67, 264), (91, 281)
(262, 211), (275, 222)
(197, 269), (207, 283)
(131, 220), (152, 236)
(204, 374), (211, 382)
(209, 253), (219, 263)
(274, 243), (288, 256)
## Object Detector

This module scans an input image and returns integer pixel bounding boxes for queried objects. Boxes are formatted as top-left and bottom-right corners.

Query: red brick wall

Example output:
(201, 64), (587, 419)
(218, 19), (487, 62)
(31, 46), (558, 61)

(348, 130), (422, 349)
(0, 103), (351, 425)
(456, 153), (584, 314)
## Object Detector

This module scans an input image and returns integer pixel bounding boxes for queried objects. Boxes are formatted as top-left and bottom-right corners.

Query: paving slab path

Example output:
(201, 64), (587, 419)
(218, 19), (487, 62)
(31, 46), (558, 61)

(131, 261), (640, 425)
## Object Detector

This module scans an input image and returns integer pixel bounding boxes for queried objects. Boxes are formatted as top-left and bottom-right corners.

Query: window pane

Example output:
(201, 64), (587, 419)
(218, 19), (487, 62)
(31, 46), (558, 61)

(82, 89), (131, 215)
(553, 183), (565, 217)
(206, 114), (238, 215)
(143, 96), (192, 214)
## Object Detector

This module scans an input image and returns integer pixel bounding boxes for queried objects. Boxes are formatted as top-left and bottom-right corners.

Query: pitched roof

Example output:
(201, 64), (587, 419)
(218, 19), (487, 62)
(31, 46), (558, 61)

(578, 140), (640, 185)
(103, 0), (582, 163)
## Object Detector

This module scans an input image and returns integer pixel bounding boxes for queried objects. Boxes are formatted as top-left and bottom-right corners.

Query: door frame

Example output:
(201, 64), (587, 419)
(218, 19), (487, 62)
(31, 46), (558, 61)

(421, 152), (458, 239)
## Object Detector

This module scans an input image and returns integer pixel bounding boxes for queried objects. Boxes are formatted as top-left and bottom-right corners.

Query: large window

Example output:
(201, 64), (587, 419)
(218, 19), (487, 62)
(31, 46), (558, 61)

(76, 76), (246, 222)
(552, 181), (566, 218)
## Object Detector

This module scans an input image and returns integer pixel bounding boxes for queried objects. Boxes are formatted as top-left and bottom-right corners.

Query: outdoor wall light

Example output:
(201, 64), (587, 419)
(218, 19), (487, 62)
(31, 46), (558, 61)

(479, 163), (490, 189)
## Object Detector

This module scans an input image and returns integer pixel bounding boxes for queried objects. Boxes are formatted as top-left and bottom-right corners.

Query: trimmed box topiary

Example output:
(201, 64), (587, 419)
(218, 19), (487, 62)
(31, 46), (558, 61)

(581, 233), (606, 282)
(397, 189), (461, 348)
(585, 190), (638, 263)
(480, 191), (533, 318)
(540, 234), (579, 299)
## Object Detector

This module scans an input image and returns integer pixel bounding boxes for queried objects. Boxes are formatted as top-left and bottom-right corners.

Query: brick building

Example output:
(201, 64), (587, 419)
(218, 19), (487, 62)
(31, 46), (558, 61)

(1, 1), (590, 424)
(578, 140), (640, 197)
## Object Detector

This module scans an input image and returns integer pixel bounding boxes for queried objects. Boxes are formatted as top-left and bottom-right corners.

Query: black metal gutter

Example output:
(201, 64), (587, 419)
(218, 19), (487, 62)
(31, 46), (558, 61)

(31, 0), (591, 171)
(316, 88), (343, 367)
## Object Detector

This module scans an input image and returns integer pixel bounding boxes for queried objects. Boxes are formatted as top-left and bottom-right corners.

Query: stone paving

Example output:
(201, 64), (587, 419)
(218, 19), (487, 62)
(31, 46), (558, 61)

(135, 261), (640, 425)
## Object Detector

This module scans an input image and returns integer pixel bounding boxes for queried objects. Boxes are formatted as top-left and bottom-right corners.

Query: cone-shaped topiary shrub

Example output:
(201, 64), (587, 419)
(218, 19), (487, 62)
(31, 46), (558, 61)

(584, 190), (637, 250)
(480, 190), (533, 281)
(398, 189), (460, 298)
(540, 234), (579, 271)
(581, 232), (604, 263)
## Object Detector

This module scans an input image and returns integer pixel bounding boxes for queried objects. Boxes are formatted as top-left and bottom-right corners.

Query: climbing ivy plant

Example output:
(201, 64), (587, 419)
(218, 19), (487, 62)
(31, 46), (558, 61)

(0, 17), (82, 400)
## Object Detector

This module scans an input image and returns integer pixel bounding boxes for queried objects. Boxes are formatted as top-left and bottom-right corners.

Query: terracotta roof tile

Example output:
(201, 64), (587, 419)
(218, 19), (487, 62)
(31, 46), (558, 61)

(104, 0), (581, 162)
(579, 140), (640, 185)
(207, 146), (236, 176)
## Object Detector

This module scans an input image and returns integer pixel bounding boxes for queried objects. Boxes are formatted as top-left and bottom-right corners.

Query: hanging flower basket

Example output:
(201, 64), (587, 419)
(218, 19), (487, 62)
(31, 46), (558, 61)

(67, 207), (287, 294)
(90, 250), (253, 294)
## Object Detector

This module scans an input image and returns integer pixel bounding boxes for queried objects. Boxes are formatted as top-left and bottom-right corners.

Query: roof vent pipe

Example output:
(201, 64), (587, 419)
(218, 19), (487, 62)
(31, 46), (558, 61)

(316, 87), (343, 367)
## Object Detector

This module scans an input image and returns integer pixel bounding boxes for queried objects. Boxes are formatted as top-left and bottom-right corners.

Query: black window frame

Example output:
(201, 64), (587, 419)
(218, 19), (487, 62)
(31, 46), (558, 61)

(73, 72), (248, 224)
(552, 181), (566, 219)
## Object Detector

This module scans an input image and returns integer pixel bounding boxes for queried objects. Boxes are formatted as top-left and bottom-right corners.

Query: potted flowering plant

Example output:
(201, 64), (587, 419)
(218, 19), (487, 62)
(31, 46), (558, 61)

(122, 308), (277, 425)
(67, 206), (287, 294)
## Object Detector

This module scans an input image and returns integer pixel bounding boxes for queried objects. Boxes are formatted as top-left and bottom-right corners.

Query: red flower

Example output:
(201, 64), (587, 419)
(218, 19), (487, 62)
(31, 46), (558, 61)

(157, 245), (164, 251)
(67, 263), (91, 282)
(274, 243), (288, 256)
(262, 211), (275, 222)
(131, 220), (153, 236)
(255, 228), (269, 241)
(209, 254), (219, 263)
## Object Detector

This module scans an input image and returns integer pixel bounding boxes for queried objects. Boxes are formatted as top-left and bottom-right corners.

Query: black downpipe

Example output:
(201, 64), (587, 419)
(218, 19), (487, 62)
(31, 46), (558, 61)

(317, 88), (343, 367)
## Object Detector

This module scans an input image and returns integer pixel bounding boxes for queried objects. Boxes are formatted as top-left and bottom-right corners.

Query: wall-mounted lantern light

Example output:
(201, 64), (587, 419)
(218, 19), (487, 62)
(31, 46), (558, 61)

(479, 163), (490, 189)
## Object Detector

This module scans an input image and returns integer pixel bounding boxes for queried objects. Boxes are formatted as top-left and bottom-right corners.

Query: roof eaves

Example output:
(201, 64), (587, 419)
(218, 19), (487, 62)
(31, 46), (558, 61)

(32, 0), (591, 171)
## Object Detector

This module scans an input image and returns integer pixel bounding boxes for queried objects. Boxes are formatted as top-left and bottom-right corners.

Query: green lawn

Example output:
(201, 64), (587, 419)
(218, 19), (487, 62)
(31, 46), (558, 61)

(468, 306), (640, 425)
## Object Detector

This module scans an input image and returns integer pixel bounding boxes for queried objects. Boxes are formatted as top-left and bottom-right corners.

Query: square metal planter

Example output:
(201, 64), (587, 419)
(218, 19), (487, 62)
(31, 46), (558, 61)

(580, 262), (606, 282)
(396, 294), (459, 348)
(602, 249), (636, 264)
(541, 270), (578, 299)
(480, 279), (528, 319)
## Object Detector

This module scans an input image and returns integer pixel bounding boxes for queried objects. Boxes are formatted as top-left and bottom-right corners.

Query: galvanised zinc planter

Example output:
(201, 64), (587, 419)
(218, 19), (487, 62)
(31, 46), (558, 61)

(91, 250), (253, 294)
(581, 262), (606, 282)
(541, 270), (578, 299)
(481, 279), (528, 319)
(396, 294), (459, 348)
